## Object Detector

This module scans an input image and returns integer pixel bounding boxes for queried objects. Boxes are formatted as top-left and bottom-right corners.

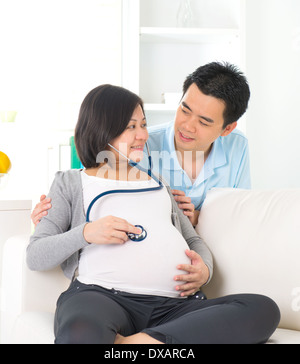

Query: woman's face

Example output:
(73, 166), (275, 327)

(109, 105), (148, 163)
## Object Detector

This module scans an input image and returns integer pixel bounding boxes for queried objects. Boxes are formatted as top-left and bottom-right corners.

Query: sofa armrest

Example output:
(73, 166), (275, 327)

(1, 235), (29, 316)
(1, 235), (29, 342)
(1, 234), (69, 343)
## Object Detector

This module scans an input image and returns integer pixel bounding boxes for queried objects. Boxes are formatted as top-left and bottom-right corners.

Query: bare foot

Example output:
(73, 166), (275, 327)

(114, 333), (163, 344)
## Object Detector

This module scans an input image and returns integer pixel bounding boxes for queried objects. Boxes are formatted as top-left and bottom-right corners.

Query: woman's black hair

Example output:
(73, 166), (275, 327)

(75, 84), (144, 168)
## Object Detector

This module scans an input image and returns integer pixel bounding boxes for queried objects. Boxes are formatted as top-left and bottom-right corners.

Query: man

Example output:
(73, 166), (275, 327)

(146, 62), (251, 225)
(32, 62), (251, 227)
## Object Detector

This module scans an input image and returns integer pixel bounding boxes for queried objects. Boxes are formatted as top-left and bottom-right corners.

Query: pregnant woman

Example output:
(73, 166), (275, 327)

(27, 84), (280, 344)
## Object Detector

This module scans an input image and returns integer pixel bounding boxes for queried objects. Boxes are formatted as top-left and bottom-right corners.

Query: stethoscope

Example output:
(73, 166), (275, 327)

(86, 142), (163, 242)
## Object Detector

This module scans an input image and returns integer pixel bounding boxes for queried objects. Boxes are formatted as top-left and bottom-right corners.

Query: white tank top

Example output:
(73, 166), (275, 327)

(78, 170), (191, 298)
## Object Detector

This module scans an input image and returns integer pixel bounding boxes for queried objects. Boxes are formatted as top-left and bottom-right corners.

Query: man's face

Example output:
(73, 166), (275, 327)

(174, 83), (237, 155)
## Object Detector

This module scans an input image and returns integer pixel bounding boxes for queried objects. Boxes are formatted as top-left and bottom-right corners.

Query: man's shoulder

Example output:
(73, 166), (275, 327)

(223, 128), (249, 150)
(228, 128), (248, 141)
(147, 122), (173, 151)
(148, 121), (172, 136)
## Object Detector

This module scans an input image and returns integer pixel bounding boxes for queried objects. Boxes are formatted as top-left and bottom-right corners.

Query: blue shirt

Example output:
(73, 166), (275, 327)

(143, 122), (251, 210)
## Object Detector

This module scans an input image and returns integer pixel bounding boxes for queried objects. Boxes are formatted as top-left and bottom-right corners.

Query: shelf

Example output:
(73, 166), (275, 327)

(0, 199), (32, 210)
(140, 27), (240, 44)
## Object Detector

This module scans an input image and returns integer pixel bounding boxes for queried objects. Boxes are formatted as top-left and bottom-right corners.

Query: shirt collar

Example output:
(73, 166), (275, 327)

(162, 123), (182, 170)
(163, 124), (227, 173)
(206, 136), (227, 171)
(193, 137), (227, 186)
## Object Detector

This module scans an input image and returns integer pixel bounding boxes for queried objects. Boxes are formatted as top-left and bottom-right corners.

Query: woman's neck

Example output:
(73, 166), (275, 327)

(85, 163), (150, 181)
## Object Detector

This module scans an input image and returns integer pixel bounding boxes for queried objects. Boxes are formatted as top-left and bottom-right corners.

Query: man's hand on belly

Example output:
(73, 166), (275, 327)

(174, 250), (210, 297)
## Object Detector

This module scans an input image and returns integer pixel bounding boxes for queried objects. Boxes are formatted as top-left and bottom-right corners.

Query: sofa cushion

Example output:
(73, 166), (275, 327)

(12, 313), (300, 345)
(11, 313), (300, 344)
(196, 188), (300, 332)
(268, 328), (300, 344)
(11, 312), (55, 344)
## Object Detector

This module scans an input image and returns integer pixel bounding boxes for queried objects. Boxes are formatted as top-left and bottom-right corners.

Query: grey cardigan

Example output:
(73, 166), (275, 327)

(27, 170), (213, 283)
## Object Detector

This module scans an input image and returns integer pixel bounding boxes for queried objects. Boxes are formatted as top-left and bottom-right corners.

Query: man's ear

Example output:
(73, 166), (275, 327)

(221, 121), (237, 137)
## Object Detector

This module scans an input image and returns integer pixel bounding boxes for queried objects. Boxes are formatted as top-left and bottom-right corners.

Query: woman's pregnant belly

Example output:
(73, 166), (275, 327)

(78, 223), (191, 298)
(79, 182), (192, 298)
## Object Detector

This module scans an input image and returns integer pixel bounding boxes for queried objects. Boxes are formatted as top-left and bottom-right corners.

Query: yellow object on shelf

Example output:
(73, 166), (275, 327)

(0, 111), (18, 123)
(0, 151), (11, 174)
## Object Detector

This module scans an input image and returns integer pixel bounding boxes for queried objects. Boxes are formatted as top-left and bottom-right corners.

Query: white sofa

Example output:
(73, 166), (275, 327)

(197, 188), (300, 344)
(1, 188), (300, 344)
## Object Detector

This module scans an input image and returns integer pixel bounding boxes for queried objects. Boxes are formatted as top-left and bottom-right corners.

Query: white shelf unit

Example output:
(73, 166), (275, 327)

(122, 0), (246, 130)
(140, 27), (240, 44)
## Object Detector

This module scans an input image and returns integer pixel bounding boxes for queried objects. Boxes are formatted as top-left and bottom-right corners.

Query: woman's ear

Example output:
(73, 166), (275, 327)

(221, 121), (237, 137)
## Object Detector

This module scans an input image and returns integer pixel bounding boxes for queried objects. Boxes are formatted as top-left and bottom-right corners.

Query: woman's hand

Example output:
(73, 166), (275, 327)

(174, 250), (210, 297)
(31, 195), (52, 226)
(171, 190), (199, 226)
(83, 216), (142, 245)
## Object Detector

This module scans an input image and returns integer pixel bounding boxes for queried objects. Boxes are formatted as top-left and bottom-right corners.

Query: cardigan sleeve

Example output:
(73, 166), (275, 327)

(26, 171), (89, 272)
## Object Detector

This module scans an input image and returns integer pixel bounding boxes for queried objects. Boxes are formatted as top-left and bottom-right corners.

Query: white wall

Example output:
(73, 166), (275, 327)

(1, 0), (300, 200)
(0, 0), (122, 202)
(245, 0), (300, 189)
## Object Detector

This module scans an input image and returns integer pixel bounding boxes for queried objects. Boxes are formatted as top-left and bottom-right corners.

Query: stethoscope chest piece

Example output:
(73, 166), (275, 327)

(127, 225), (147, 242)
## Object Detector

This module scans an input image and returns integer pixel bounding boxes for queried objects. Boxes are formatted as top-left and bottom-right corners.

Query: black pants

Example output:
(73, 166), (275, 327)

(54, 280), (280, 344)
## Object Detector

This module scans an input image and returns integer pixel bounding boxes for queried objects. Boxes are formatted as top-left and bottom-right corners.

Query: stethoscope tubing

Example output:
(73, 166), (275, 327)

(86, 143), (164, 223)
(86, 183), (162, 223)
